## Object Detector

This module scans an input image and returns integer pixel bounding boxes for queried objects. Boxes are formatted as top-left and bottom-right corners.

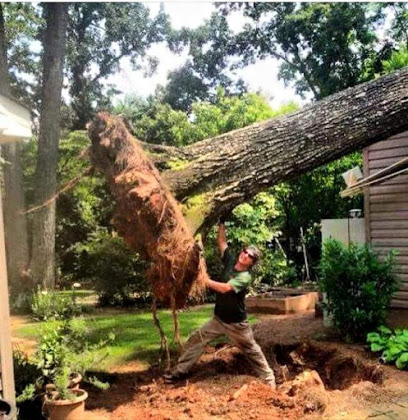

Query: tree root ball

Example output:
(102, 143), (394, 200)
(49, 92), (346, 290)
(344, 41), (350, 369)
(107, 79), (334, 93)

(87, 112), (209, 308)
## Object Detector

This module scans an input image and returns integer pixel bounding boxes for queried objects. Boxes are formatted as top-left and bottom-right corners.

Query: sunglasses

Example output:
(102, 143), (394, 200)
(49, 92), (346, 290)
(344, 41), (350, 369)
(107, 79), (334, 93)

(242, 249), (255, 260)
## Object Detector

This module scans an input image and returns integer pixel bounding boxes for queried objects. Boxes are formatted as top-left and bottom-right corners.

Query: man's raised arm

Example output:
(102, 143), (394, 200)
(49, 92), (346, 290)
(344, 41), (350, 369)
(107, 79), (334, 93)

(217, 221), (228, 256)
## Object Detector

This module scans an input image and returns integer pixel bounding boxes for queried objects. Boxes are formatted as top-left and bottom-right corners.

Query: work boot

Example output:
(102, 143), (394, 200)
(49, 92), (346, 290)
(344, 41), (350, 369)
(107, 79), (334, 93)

(163, 371), (188, 384)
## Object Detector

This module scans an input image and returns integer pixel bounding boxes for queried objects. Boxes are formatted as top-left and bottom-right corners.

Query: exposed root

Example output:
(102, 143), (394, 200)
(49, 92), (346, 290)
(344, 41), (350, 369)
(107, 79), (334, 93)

(152, 298), (170, 370)
(171, 295), (183, 353)
(88, 113), (209, 310)
(23, 165), (94, 215)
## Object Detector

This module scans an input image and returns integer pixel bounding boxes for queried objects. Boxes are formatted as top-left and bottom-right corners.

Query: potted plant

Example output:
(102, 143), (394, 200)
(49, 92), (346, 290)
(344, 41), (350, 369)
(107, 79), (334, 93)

(42, 367), (88, 420)
(17, 317), (112, 420)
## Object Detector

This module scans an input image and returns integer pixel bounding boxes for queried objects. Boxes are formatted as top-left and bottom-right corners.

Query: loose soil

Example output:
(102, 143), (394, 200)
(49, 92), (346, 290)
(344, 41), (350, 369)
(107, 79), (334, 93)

(81, 311), (408, 420)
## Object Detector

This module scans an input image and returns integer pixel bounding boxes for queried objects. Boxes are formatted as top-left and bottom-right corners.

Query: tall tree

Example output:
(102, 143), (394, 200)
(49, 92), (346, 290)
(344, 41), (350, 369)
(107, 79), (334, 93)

(29, 3), (68, 288)
(67, 3), (170, 129)
(387, 2), (408, 47)
(183, 3), (385, 100)
(156, 61), (210, 113)
(2, 3), (42, 108)
(0, 4), (31, 299)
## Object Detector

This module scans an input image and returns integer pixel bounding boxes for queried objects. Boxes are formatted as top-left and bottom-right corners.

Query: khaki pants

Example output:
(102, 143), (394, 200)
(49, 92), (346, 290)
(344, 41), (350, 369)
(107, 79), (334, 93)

(174, 316), (275, 386)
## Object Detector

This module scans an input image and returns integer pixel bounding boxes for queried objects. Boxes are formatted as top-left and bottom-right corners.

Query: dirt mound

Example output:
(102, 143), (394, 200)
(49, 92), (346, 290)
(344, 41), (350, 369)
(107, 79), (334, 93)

(88, 112), (208, 308)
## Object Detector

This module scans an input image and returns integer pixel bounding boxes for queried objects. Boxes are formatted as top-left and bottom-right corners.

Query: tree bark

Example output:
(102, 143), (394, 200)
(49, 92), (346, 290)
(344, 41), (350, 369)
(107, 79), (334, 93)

(92, 67), (408, 234)
(0, 4), (31, 298)
(30, 4), (68, 288)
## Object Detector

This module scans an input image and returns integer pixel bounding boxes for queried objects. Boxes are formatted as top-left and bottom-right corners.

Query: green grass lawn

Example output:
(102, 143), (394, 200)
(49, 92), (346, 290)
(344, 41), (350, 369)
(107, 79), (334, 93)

(15, 305), (252, 370)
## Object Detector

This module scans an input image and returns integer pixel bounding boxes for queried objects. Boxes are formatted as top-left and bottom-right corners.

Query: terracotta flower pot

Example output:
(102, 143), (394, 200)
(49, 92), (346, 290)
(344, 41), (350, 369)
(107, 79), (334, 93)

(42, 388), (88, 420)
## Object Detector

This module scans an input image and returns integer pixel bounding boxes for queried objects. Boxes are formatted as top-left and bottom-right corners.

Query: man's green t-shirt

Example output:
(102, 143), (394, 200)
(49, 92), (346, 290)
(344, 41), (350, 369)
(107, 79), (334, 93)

(214, 247), (252, 323)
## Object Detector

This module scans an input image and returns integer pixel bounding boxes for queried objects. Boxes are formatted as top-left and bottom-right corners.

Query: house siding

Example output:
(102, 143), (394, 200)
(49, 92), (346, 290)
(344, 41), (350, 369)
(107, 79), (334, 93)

(364, 131), (408, 309)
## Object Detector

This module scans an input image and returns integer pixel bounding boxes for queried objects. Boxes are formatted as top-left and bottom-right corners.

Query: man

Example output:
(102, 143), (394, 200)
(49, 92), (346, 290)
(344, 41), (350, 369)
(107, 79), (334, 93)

(164, 220), (276, 388)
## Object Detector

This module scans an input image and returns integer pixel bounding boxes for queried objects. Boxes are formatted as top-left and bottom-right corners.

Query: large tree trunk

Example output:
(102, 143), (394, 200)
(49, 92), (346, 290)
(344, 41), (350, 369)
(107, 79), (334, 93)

(30, 4), (68, 288)
(0, 4), (31, 298)
(91, 67), (408, 234)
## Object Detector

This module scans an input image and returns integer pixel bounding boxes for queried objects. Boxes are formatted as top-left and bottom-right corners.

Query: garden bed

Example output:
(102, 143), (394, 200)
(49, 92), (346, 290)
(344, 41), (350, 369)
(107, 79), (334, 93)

(246, 288), (319, 314)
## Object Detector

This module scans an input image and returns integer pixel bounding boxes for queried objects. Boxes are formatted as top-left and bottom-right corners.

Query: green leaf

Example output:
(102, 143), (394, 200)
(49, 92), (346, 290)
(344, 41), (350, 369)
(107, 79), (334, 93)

(370, 343), (384, 352)
(388, 344), (405, 358)
(378, 325), (392, 336)
(395, 352), (408, 370)
(367, 332), (380, 343)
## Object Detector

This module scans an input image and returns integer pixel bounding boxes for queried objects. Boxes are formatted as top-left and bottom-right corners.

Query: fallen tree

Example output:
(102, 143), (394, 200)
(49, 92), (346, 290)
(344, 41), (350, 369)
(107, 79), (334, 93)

(88, 68), (408, 309)
(143, 67), (408, 232)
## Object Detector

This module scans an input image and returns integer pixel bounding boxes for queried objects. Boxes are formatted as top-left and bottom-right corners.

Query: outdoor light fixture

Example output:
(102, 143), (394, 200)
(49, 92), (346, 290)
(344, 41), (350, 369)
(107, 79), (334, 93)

(349, 208), (362, 218)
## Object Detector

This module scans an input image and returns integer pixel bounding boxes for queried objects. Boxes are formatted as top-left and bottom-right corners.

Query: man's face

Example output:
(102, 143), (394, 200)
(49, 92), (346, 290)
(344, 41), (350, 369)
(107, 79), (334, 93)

(237, 248), (256, 269)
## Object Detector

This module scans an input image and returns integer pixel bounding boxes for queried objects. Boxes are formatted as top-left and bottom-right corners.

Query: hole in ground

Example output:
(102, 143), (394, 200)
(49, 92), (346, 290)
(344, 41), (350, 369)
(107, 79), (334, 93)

(273, 342), (384, 390)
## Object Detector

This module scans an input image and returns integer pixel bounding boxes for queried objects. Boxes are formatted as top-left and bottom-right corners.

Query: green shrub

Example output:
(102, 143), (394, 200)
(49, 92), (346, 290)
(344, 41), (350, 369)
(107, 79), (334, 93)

(31, 287), (82, 321)
(74, 230), (148, 307)
(367, 326), (408, 370)
(14, 351), (41, 403)
(319, 239), (397, 341)
(36, 318), (113, 397)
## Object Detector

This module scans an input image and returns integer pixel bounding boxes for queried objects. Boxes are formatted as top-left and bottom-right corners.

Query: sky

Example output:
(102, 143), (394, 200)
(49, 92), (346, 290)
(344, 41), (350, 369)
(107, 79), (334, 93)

(108, 2), (305, 109)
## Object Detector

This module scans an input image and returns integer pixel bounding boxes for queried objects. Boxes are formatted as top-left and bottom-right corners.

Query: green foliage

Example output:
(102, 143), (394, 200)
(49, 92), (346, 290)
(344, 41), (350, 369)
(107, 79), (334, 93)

(385, 3), (408, 46)
(367, 326), (408, 370)
(272, 152), (363, 280)
(74, 230), (148, 307)
(319, 239), (397, 342)
(3, 3), (43, 107)
(66, 3), (171, 129)
(204, 192), (296, 287)
(132, 102), (194, 146)
(116, 89), (297, 146)
(182, 3), (386, 100)
(31, 287), (82, 321)
(14, 351), (41, 403)
(157, 61), (209, 112)
(36, 317), (113, 399)
(382, 45), (408, 74)
(55, 131), (116, 285)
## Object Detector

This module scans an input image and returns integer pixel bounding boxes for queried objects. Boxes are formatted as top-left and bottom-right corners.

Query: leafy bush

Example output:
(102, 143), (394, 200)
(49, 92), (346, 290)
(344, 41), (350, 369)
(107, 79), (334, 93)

(74, 230), (148, 307)
(319, 239), (397, 341)
(31, 287), (82, 321)
(14, 351), (41, 402)
(36, 318), (113, 400)
(367, 326), (408, 370)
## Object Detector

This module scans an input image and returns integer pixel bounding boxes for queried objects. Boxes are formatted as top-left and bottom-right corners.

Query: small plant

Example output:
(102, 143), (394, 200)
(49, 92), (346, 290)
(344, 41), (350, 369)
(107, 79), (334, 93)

(14, 351), (42, 404)
(31, 287), (81, 321)
(319, 239), (397, 341)
(367, 326), (408, 370)
(36, 318), (113, 394)
(14, 316), (113, 407)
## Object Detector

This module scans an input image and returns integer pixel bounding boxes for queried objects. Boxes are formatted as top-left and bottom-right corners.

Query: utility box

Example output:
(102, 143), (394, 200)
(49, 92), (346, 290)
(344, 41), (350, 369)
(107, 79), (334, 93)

(321, 218), (366, 246)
